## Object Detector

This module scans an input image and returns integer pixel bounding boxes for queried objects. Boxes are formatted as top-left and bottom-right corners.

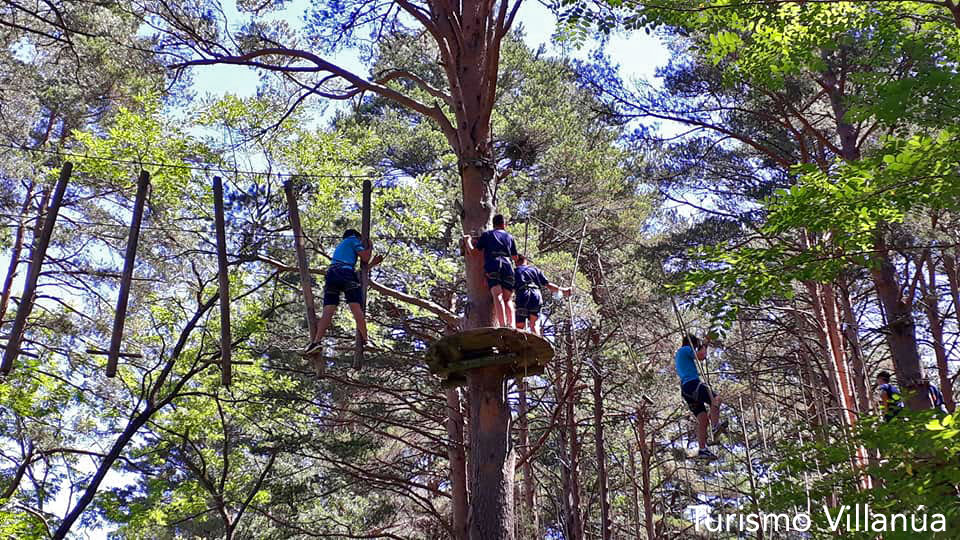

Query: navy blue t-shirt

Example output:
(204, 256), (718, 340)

(515, 264), (549, 291)
(477, 229), (517, 266)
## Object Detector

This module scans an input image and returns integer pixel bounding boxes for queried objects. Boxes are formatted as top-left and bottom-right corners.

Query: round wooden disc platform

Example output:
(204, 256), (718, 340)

(426, 327), (555, 387)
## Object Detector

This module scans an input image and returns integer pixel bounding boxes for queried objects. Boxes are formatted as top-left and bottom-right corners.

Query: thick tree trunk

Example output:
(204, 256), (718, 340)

(869, 244), (928, 410)
(461, 162), (515, 540)
(467, 368), (514, 540)
(447, 387), (469, 540)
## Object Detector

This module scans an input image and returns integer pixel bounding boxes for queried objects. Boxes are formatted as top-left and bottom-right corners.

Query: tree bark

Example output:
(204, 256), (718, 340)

(869, 240), (928, 410)
(591, 358), (612, 540)
(446, 387), (469, 540)
(837, 281), (871, 415)
(560, 324), (583, 540)
(467, 368), (514, 540)
(635, 409), (656, 540)
(920, 255), (954, 412)
(0, 183), (35, 327)
(517, 381), (537, 539)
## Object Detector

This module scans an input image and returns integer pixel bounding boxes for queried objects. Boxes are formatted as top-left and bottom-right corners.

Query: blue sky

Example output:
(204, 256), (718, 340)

(192, 0), (670, 104)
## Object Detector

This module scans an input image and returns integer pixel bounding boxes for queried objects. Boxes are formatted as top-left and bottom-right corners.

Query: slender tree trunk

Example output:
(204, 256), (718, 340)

(0, 442), (33, 501)
(0, 184), (35, 327)
(920, 256), (954, 412)
(636, 409), (656, 540)
(820, 283), (859, 427)
(562, 323), (583, 540)
(447, 387), (469, 540)
(943, 253), (960, 323)
(837, 281), (871, 415)
(591, 358), (612, 540)
(52, 295), (218, 539)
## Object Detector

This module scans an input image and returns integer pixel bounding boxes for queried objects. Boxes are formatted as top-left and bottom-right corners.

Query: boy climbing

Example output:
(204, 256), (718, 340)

(876, 370), (904, 421)
(463, 214), (518, 328)
(514, 254), (571, 335)
(303, 229), (383, 356)
(676, 334), (728, 460)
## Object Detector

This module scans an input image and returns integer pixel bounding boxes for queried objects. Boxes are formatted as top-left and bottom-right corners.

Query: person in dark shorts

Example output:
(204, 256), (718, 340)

(676, 334), (727, 459)
(303, 229), (383, 355)
(876, 370), (904, 421)
(463, 214), (518, 328)
(514, 255), (571, 335)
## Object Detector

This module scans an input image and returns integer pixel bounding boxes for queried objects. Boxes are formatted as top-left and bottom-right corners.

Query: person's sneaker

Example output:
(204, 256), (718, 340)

(711, 419), (729, 437)
(696, 448), (718, 460)
(302, 341), (323, 356)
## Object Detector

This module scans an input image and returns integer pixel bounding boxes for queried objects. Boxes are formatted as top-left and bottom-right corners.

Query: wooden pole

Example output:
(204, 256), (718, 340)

(107, 170), (150, 377)
(354, 179), (372, 368)
(1, 162), (72, 375)
(282, 180), (319, 367)
(213, 176), (232, 386)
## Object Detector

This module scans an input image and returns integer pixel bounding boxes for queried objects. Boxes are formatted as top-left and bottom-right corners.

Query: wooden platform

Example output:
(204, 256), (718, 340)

(426, 327), (555, 387)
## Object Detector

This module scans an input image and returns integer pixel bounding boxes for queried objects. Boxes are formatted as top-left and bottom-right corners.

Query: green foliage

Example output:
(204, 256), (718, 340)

(766, 410), (960, 538)
(677, 128), (960, 328)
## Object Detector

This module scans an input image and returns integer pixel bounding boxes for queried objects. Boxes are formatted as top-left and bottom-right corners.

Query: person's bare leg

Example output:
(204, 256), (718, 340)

(347, 302), (368, 343)
(503, 289), (514, 328)
(516, 320), (526, 331)
(710, 401), (721, 430)
(490, 285), (505, 327)
(530, 315), (540, 336)
(314, 305), (338, 342)
(696, 411), (709, 449)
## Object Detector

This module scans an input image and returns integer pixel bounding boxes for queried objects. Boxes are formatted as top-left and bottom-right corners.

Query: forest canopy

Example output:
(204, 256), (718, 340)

(1, 0), (960, 539)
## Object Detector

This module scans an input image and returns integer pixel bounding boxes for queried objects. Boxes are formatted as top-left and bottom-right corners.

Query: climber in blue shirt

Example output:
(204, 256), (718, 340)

(463, 214), (518, 328)
(304, 229), (383, 356)
(514, 255), (570, 335)
(676, 334), (727, 460)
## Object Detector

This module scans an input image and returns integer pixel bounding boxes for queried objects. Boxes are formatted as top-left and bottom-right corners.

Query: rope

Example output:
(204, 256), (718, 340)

(566, 221), (588, 364)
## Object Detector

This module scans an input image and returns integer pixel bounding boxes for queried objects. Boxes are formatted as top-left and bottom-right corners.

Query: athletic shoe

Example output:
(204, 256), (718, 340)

(302, 341), (323, 356)
(696, 448), (718, 460)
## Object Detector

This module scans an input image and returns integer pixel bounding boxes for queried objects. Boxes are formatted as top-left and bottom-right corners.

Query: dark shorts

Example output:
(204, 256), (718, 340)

(485, 258), (515, 291)
(323, 265), (362, 306)
(681, 379), (714, 416)
(515, 288), (542, 323)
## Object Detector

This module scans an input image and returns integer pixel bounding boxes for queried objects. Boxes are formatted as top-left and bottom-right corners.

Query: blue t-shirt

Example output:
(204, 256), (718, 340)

(675, 345), (700, 384)
(515, 265), (549, 291)
(331, 236), (365, 267)
(476, 229), (517, 266)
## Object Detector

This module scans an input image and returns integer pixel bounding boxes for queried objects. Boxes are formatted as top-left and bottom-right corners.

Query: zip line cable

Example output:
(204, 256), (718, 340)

(0, 142), (393, 180)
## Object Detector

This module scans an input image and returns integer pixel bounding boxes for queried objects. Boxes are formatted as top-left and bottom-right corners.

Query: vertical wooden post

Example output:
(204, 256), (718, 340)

(1, 162), (72, 375)
(213, 176), (232, 386)
(354, 179), (372, 367)
(283, 180), (319, 353)
(107, 170), (150, 377)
